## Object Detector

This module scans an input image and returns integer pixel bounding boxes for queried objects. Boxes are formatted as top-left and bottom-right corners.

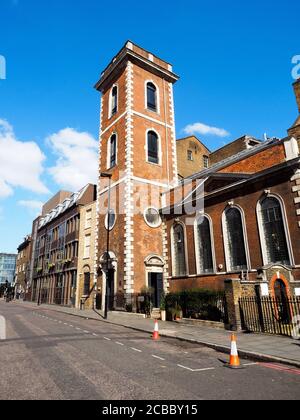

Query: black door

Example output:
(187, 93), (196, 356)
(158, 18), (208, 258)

(148, 273), (163, 308)
(107, 269), (115, 310)
(274, 279), (290, 323)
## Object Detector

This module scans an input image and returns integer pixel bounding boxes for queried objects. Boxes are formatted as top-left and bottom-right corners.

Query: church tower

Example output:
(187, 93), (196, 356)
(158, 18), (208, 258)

(94, 42), (179, 308)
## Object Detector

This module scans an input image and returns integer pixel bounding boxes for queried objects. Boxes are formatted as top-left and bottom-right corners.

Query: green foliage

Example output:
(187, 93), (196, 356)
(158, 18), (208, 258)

(165, 289), (226, 322)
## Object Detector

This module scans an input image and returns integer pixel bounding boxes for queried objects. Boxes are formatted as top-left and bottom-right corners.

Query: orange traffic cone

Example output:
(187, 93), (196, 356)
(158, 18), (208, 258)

(227, 333), (242, 369)
(152, 320), (160, 340)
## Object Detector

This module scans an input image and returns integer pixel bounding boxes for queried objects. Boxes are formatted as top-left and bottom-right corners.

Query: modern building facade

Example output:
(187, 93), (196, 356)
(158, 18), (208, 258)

(31, 184), (96, 307)
(0, 253), (17, 285)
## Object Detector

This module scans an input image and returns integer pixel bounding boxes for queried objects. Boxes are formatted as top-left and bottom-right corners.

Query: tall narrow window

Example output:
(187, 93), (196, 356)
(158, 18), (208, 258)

(172, 224), (187, 276)
(147, 131), (159, 164)
(108, 134), (117, 168)
(224, 207), (248, 271)
(111, 85), (118, 117)
(84, 235), (91, 259)
(259, 197), (290, 265)
(147, 82), (157, 112)
(196, 216), (214, 274)
(203, 155), (209, 169)
(83, 272), (91, 296)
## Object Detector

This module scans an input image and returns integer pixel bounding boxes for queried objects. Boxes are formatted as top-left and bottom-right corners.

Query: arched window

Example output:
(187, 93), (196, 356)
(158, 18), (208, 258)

(147, 82), (157, 112)
(195, 216), (214, 274)
(110, 85), (118, 117)
(147, 131), (159, 164)
(259, 197), (290, 265)
(172, 224), (187, 276)
(108, 134), (117, 168)
(223, 207), (248, 272)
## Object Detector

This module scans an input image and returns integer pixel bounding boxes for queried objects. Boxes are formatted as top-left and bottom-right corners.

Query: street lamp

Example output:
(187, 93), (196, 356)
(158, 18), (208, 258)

(100, 172), (112, 319)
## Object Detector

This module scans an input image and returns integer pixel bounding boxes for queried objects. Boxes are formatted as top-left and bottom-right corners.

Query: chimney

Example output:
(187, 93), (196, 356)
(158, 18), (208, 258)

(293, 79), (300, 114)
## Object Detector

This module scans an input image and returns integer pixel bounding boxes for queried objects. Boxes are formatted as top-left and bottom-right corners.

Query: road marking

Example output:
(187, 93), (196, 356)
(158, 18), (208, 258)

(152, 355), (165, 361)
(104, 337), (111, 341)
(177, 364), (194, 371)
(64, 323), (68, 325)
(83, 330), (90, 334)
(92, 333), (98, 337)
(259, 363), (300, 376)
(177, 364), (215, 372)
(131, 347), (142, 353)
(243, 362), (258, 367)
(116, 342), (124, 346)
(76, 327), (81, 331)
(69, 325), (74, 327)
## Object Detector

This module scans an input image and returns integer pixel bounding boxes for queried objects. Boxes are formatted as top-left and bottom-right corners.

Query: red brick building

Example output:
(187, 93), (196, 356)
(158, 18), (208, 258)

(94, 42), (300, 312)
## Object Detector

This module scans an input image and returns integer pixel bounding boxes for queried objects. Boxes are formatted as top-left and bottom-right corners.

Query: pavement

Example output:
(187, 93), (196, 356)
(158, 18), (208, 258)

(11, 299), (300, 368)
(0, 300), (300, 400)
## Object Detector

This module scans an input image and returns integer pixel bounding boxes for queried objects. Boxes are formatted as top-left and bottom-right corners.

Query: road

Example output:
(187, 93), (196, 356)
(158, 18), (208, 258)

(0, 300), (299, 400)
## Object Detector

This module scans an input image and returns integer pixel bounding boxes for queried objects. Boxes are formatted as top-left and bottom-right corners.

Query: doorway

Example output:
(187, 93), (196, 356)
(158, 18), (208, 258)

(274, 279), (290, 323)
(148, 272), (163, 308)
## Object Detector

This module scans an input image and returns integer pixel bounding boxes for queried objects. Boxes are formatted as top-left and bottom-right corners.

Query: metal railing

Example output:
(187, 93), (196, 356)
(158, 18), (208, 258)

(239, 295), (300, 337)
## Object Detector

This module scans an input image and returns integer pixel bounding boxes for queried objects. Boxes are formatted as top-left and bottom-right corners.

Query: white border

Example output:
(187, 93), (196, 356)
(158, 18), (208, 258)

(106, 132), (118, 169)
(108, 84), (118, 119)
(143, 207), (162, 228)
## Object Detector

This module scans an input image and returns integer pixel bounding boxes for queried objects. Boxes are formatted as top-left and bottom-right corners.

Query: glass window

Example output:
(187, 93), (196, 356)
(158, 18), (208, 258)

(147, 82), (157, 112)
(109, 134), (117, 168)
(196, 216), (214, 274)
(187, 150), (193, 161)
(83, 272), (91, 296)
(260, 197), (290, 265)
(144, 208), (161, 228)
(84, 235), (91, 259)
(85, 209), (92, 229)
(203, 155), (209, 169)
(224, 208), (248, 271)
(111, 85), (118, 116)
(147, 131), (159, 164)
(172, 224), (187, 276)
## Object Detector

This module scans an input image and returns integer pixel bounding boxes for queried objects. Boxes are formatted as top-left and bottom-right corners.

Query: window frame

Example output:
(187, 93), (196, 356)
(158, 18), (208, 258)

(222, 205), (251, 273)
(171, 222), (189, 277)
(194, 214), (216, 275)
(143, 207), (162, 228)
(107, 132), (118, 169)
(145, 80), (160, 114)
(108, 84), (118, 119)
(256, 193), (294, 267)
(145, 129), (161, 166)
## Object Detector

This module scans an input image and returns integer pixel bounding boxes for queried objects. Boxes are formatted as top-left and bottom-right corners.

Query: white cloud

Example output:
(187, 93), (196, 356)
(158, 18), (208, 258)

(18, 200), (44, 212)
(0, 119), (49, 199)
(47, 128), (98, 191)
(183, 122), (230, 138)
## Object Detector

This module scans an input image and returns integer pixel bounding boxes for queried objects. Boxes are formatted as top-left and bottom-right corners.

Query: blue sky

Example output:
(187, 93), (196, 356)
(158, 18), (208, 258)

(0, 0), (299, 253)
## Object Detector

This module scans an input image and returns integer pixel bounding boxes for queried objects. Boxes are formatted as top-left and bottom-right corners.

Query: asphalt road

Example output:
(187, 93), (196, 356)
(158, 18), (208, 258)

(0, 300), (299, 400)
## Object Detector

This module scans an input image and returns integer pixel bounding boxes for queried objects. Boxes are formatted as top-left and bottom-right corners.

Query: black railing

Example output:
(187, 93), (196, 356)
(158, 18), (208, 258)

(107, 293), (154, 317)
(239, 295), (300, 337)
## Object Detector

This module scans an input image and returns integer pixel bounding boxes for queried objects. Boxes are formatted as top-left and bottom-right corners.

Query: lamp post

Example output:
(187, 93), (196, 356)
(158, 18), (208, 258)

(100, 172), (112, 319)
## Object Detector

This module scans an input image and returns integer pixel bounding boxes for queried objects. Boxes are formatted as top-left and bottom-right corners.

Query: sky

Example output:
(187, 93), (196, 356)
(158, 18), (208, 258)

(0, 0), (299, 253)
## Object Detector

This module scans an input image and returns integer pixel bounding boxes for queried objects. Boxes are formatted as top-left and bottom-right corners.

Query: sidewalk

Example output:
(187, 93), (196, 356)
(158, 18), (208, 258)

(14, 300), (300, 368)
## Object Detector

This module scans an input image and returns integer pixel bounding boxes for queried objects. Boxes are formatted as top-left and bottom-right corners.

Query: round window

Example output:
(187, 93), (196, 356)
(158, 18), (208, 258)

(105, 209), (116, 231)
(144, 207), (161, 228)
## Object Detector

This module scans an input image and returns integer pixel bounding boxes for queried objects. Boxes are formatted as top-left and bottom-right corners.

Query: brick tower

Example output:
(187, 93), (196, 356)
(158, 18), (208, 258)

(94, 42), (179, 309)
